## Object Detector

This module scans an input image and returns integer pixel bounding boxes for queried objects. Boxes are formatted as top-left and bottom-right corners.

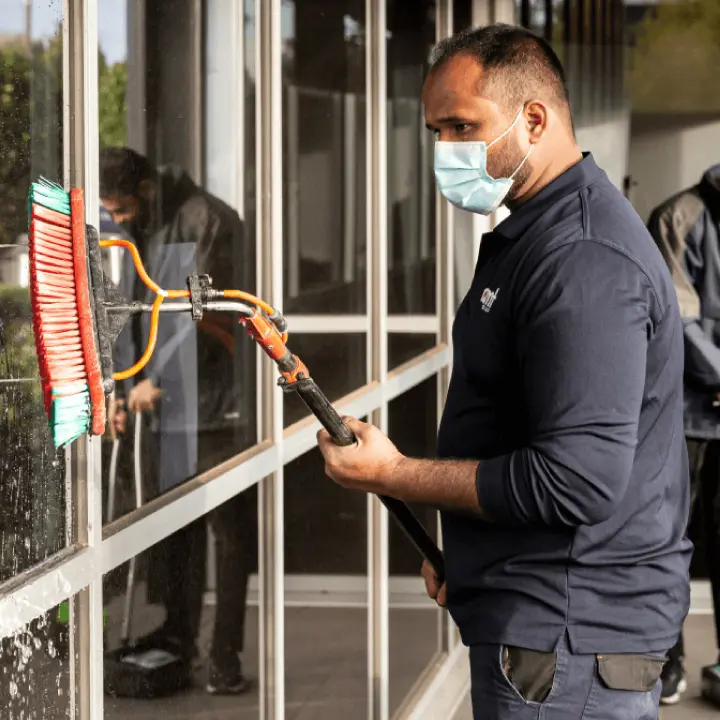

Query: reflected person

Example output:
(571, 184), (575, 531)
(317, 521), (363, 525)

(100, 147), (256, 695)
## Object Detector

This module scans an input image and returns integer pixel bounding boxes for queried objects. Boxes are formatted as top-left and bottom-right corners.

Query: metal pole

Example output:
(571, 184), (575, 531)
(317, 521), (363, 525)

(64, 0), (103, 716)
(257, 0), (284, 717)
(367, 0), (389, 717)
(434, 0), (454, 656)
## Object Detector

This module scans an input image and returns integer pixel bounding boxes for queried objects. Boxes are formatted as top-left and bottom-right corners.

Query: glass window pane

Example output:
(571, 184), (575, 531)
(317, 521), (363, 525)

(282, 0), (367, 314)
(388, 333), (437, 371)
(387, 0), (437, 316)
(284, 448), (368, 719)
(453, 0), (472, 33)
(283, 333), (367, 428)
(98, 0), (258, 524)
(0, 0), (67, 581)
(0, 601), (72, 718)
(103, 486), (258, 716)
(388, 376), (442, 715)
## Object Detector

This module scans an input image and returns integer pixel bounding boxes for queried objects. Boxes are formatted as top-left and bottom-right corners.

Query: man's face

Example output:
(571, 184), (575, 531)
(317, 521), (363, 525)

(101, 194), (142, 228)
(422, 54), (532, 201)
(101, 183), (154, 239)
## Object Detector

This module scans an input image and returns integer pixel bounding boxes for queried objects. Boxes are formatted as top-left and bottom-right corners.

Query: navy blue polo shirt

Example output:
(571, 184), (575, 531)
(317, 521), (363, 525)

(437, 154), (692, 654)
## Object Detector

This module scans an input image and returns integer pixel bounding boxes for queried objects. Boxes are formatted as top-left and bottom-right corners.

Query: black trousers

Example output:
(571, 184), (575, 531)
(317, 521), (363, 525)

(668, 440), (720, 664)
(147, 430), (257, 664)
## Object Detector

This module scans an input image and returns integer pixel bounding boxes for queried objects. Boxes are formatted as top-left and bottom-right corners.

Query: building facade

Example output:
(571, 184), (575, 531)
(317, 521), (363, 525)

(0, 1), (628, 718)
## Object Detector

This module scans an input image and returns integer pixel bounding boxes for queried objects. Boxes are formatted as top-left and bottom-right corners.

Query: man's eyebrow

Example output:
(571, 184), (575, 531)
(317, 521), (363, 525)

(425, 116), (474, 130)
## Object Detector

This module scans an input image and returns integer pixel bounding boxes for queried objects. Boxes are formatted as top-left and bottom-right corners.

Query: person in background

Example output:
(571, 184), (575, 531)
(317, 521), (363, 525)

(101, 147), (256, 695)
(317, 24), (691, 719)
(648, 164), (720, 706)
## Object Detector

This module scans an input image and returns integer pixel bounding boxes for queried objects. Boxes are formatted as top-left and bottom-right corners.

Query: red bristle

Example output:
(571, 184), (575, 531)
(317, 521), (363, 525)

(29, 197), (87, 420)
(32, 223), (71, 242)
(32, 204), (71, 228)
(71, 189), (107, 435)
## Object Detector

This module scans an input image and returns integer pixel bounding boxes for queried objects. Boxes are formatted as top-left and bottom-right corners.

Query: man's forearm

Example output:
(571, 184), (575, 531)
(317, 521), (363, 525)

(388, 457), (485, 516)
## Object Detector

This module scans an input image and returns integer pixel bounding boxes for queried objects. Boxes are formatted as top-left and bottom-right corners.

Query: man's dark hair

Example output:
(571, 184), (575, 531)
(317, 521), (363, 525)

(99, 147), (156, 198)
(430, 24), (573, 132)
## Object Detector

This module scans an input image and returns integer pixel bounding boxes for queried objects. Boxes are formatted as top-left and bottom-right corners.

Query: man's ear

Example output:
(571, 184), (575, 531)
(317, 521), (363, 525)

(524, 100), (549, 142)
(137, 179), (156, 201)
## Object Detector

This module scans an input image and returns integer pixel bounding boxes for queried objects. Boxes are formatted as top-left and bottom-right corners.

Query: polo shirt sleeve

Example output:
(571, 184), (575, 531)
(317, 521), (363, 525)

(475, 239), (657, 528)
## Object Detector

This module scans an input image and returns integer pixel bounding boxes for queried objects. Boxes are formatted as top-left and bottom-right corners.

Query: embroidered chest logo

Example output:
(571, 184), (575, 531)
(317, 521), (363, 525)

(480, 287), (499, 313)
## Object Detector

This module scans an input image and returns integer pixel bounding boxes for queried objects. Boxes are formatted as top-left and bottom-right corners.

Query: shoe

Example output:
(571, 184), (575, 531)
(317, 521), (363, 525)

(206, 656), (249, 695)
(660, 659), (687, 705)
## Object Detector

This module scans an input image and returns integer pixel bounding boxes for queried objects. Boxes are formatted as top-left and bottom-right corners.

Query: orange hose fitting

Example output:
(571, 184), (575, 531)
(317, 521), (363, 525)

(242, 310), (287, 362)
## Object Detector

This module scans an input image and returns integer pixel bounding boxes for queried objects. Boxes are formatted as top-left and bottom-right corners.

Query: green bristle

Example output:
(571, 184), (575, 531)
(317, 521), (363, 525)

(28, 177), (71, 220)
(50, 387), (91, 448)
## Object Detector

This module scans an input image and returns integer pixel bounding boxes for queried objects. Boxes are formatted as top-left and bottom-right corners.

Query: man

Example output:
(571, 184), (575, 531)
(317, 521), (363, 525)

(648, 164), (720, 705)
(101, 147), (256, 694)
(317, 25), (691, 719)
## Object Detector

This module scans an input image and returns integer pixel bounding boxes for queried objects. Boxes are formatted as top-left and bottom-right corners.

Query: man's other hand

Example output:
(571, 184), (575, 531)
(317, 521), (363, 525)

(421, 559), (447, 608)
(128, 379), (161, 413)
(108, 395), (127, 438)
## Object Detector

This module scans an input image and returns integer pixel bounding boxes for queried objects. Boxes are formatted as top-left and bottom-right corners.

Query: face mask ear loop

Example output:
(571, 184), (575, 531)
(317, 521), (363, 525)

(509, 143), (534, 180)
(486, 106), (526, 150)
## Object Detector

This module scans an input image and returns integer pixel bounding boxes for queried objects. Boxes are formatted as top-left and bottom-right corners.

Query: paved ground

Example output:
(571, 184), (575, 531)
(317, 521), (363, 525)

(0, 585), (440, 719)
(7, 594), (720, 719)
(453, 614), (720, 720)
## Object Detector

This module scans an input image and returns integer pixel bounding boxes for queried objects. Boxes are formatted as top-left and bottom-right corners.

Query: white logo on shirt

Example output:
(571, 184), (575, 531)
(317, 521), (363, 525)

(480, 287), (499, 313)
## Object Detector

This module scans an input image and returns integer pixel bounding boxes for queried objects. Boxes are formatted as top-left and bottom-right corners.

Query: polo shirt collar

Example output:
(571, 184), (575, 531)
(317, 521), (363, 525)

(493, 152), (603, 240)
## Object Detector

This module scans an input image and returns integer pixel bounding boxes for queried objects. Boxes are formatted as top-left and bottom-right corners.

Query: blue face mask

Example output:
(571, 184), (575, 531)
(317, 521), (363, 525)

(433, 108), (533, 215)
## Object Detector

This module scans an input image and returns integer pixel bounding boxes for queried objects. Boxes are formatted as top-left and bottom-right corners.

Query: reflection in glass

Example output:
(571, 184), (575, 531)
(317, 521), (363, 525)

(0, 0), (67, 582)
(284, 449), (368, 719)
(282, 0), (367, 314)
(388, 377), (441, 715)
(387, 0), (437, 316)
(98, 0), (257, 525)
(103, 487), (259, 717)
(0, 603), (72, 718)
(389, 333), (437, 371)
(453, 0), (472, 34)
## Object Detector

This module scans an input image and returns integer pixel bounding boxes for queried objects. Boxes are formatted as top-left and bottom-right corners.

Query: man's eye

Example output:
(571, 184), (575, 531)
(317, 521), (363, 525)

(455, 124), (470, 134)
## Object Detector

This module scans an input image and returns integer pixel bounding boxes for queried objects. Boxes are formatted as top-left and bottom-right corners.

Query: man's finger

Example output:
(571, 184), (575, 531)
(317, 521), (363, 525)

(423, 569), (438, 599)
(421, 560), (439, 598)
(316, 428), (334, 453)
(436, 584), (447, 608)
(341, 416), (367, 434)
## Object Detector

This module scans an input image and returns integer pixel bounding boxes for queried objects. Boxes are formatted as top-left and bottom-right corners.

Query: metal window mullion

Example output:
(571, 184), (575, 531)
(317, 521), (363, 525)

(472, 0), (491, 27)
(257, 0), (285, 717)
(367, 0), (389, 717)
(492, 0), (516, 24)
(63, 0), (103, 718)
(434, 0), (455, 657)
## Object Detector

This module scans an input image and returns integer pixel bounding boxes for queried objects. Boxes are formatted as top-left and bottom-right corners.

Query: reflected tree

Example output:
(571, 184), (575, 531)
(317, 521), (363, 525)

(629, 0), (720, 113)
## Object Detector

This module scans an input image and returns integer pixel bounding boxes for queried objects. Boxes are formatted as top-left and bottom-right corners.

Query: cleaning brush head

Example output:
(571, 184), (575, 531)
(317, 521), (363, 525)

(28, 178), (108, 447)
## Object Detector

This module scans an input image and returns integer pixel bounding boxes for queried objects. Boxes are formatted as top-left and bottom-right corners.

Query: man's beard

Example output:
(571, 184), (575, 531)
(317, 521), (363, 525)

(487, 136), (532, 204)
(120, 197), (153, 242)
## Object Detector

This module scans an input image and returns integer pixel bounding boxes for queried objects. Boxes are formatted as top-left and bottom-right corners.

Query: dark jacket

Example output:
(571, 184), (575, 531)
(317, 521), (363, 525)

(648, 165), (720, 440)
(117, 166), (255, 441)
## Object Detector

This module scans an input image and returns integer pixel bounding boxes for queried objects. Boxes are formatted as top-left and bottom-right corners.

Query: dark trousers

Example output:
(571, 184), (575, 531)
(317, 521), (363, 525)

(668, 440), (720, 665)
(469, 633), (663, 719)
(148, 430), (257, 664)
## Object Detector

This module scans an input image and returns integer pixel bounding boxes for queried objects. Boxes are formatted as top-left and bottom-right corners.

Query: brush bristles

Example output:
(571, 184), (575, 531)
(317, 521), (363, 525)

(29, 178), (92, 448)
